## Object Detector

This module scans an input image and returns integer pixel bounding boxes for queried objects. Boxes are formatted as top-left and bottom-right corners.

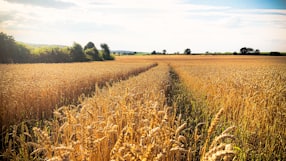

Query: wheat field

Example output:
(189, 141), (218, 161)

(1, 55), (285, 160)
(169, 55), (286, 160)
(0, 61), (156, 128)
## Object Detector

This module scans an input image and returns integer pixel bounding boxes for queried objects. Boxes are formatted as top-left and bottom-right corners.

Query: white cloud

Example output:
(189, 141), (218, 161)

(4, 0), (75, 8)
(0, 0), (286, 52)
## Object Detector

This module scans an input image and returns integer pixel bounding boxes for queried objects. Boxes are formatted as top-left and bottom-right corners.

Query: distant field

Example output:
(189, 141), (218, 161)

(1, 55), (285, 160)
(117, 54), (286, 63)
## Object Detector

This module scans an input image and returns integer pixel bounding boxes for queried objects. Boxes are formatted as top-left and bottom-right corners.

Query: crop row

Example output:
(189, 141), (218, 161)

(0, 62), (157, 129)
(171, 58), (286, 160)
(2, 64), (170, 160)
(2, 63), (235, 161)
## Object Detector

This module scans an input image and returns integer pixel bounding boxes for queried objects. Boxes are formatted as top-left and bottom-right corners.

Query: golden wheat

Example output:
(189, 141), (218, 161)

(2, 55), (283, 160)
(171, 55), (286, 160)
(3, 64), (178, 160)
(0, 61), (156, 128)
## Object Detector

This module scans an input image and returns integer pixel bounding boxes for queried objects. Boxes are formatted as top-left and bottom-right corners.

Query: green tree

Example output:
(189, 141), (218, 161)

(100, 43), (113, 60)
(84, 47), (102, 61)
(14, 43), (31, 63)
(70, 42), (86, 62)
(84, 41), (102, 61)
(0, 32), (17, 63)
(151, 50), (157, 55)
(0, 32), (32, 63)
(184, 48), (191, 55)
(84, 41), (95, 50)
(240, 47), (254, 55)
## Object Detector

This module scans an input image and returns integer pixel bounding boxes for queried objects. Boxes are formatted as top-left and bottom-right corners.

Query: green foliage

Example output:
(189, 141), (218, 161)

(70, 42), (86, 62)
(84, 41), (103, 61)
(84, 47), (103, 61)
(84, 41), (95, 50)
(0, 32), (17, 63)
(31, 47), (71, 63)
(101, 43), (114, 60)
(14, 43), (31, 63)
(184, 48), (191, 55)
(240, 47), (260, 55)
(0, 32), (114, 63)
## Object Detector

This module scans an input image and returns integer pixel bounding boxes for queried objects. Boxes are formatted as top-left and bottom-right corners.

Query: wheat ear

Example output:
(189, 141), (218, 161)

(201, 108), (224, 159)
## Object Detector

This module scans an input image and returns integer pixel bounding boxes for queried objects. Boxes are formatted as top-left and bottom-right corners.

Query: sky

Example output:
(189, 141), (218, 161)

(0, 0), (286, 53)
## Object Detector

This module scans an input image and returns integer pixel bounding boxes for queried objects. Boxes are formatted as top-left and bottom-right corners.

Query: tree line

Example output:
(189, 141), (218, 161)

(235, 47), (281, 56)
(151, 48), (192, 55)
(0, 32), (114, 63)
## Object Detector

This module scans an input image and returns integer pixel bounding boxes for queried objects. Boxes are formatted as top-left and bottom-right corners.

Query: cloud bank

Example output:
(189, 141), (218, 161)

(1, 0), (286, 53)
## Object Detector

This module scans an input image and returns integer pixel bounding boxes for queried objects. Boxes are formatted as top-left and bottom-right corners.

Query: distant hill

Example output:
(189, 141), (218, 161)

(19, 42), (68, 48)
(112, 50), (149, 55)
(112, 50), (135, 54)
(20, 42), (149, 55)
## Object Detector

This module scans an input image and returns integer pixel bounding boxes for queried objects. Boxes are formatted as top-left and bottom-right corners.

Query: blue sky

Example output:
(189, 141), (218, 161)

(183, 0), (286, 9)
(0, 0), (286, 53)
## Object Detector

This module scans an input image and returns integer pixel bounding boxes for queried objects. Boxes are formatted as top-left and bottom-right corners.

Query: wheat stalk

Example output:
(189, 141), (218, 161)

(201, 107), (224, 159)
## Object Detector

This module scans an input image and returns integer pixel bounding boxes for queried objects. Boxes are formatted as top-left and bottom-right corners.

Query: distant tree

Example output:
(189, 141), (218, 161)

(84, 47), (102, 61)
(184, 48), (191, 55)
(0, 32), (17, 63)
(93, 47), (103, 61)
(14, 43), (31, 63)
(240, 47), (255, 55)
(247, 48), (254, 54)
(162, 49), (167, 55)
(254, 49), (260, 55)
(233, 52), (237, 55)
(84, 41), (95, 50)
(270, 51), (281, 56)
(151, 50), (157, 55)
(0, 32), (115, 63)
(100, 43), (113, 60)
(84, 41), (103, 61)
(240, 47), (248, 55)
(70, 42), (86, 62)
(0, 32), (33, 63)
(30, 46), (71, 63)
(84, 48), (95, 61)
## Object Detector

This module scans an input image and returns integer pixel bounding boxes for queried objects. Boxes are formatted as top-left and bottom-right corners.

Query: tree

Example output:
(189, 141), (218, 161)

(240, 47), (254, 55)
(84, 47), (102, 61)
(247, 48), (254, 54)
(240, 47), (248, 55)
(162, 49), (167, 55)
(270, 51), (280, 56)
(0, 32), (17, 63)
(70, 42), (86, 62)
(0, 32), (33, 63)
(184, 48), (191, 55)
(151, 50), (156, 55)
(100, 43), (113, 60)
(14, 43), (31, 63)
(84, 41), (95, 50)
(84, 41), (102, 61)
